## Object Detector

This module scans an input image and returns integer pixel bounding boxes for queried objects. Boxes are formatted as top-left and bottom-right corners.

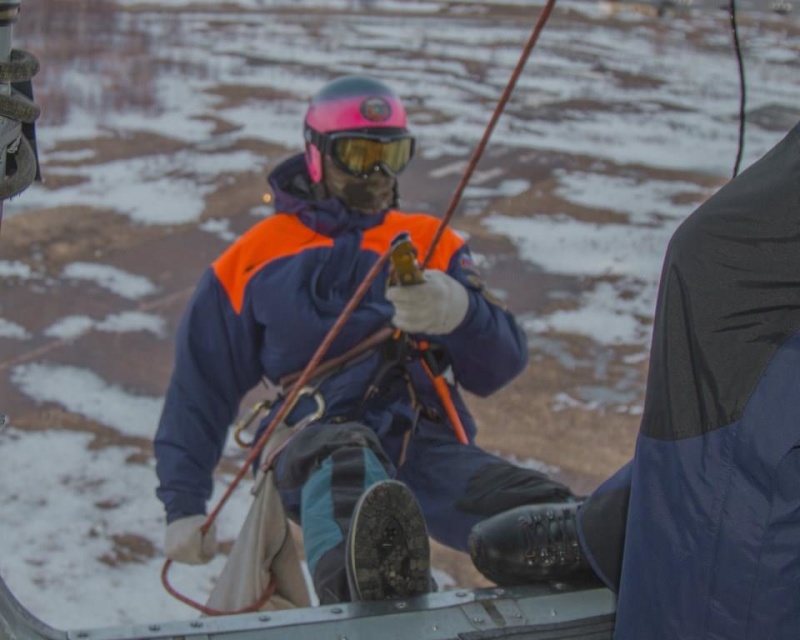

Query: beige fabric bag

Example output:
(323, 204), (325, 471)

(205, 426), (311, 612)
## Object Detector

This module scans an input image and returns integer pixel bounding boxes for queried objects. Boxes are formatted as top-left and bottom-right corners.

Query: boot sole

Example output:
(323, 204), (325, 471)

(347, 480), (431, 601)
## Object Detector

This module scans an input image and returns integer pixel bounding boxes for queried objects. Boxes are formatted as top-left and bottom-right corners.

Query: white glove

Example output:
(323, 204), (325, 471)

(165, 515), (217, 565)
(386, 270), (470, 335)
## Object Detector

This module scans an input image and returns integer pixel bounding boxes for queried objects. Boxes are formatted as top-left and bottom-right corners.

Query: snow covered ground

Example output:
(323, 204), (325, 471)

(0, 0), (797, 632)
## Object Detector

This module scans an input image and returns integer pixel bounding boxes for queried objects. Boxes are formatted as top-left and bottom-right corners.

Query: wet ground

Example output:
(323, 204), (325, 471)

(0, 0), (798, 625)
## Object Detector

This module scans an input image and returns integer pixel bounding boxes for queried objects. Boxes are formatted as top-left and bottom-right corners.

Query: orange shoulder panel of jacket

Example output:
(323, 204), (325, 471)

(361, 210), (466, 271)
(212, 213), (334, 314)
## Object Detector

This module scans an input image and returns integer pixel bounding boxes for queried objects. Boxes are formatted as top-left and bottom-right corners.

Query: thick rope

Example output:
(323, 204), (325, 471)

(0, 87), (40, 123)
(0, 49), (41, 203)
(0, 49), (39, 83)
(0, 134), (36, 201)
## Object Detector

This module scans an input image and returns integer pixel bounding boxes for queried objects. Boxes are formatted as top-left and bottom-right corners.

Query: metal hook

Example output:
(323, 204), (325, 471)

(284, 386), (326, 427)
(231, 386), (325, 449)
(232, 400), (273, 449)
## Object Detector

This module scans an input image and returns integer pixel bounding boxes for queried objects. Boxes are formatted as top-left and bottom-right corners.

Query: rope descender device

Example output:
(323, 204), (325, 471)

(389, 231), (425, 286)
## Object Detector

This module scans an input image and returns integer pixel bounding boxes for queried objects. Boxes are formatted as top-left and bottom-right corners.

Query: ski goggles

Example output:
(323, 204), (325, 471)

(311, 129), (416, 178)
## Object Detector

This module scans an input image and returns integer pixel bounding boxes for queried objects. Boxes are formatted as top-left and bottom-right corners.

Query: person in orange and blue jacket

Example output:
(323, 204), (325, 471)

(154, 75), (583, 605)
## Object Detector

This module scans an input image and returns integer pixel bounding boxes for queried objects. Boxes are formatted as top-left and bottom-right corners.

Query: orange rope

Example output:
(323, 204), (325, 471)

(418, 344), (469, 444)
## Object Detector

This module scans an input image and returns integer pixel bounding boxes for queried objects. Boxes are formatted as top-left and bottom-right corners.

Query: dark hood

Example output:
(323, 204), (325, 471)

(267, 154), (389, 237)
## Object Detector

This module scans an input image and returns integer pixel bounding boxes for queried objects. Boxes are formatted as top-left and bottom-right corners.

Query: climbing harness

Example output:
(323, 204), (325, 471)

(161, 0), (560, 614)
(279, 326), (395, 390)
(233, 328), (395, 449)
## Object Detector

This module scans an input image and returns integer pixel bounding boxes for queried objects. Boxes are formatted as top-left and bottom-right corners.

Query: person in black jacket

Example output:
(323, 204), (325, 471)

(470, 120), (800, 639)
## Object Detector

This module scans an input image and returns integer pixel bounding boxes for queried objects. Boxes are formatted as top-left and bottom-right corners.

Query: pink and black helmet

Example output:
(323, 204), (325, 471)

(303, 75), (413, 183)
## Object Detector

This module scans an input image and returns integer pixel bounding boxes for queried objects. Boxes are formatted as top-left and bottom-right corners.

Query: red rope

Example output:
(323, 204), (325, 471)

(161, 560), (277, 617)
(421, 0), (558, 269)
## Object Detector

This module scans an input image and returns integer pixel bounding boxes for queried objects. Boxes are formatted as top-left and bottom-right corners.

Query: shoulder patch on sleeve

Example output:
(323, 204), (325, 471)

(459, 253), (480, 274)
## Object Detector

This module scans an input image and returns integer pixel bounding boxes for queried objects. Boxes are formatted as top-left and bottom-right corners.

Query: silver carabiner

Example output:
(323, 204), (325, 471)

(284, 385), (326, 427)
(258, 387), (326, 475)
(232, 400), (272, 449)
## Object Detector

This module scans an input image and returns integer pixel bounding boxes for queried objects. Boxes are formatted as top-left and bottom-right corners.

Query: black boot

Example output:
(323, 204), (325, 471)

(468, 502), (594, 585)
(346, 480), (432, 601)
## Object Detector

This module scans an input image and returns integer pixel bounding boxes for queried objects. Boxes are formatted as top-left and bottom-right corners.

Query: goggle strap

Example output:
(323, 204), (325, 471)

(304, 127), (326, 149)
(306, 127), (412, 148)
